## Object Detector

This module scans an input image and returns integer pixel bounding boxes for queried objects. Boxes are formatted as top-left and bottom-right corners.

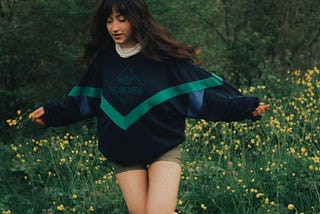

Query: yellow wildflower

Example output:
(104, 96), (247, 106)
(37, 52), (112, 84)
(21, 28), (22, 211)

(57, 204), (65, 211)
(200, 203), (207, 210)
(7, 109), (32, 128)
(11, 145), (18, 151)
(60, 158), (66, 164)
(256, 193), (264, 198)
(287, 204), (295, 210)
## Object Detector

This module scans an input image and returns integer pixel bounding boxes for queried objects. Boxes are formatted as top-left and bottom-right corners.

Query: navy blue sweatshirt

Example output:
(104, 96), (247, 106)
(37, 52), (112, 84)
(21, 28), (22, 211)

(43, 49), (261, 165)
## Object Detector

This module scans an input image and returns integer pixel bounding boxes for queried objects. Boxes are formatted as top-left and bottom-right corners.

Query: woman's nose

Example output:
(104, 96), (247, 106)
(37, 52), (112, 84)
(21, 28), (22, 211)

(111, 22), (120, 32)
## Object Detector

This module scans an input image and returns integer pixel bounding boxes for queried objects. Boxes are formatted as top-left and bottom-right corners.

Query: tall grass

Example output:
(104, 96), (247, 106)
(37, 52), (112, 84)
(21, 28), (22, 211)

(1, 67), (319, 213)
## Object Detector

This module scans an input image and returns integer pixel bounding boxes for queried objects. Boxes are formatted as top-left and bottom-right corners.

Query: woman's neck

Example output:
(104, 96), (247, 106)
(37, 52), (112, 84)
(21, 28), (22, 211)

(115, 43), (142, 58)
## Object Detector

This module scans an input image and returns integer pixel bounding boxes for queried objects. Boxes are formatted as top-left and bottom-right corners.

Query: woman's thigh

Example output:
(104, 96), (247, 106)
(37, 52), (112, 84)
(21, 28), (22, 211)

(116, 169), (148, 214)
(146, 161), (181, 214)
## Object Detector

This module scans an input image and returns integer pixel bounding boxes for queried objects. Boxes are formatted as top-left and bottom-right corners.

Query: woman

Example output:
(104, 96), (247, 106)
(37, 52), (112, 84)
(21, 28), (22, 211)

(31, 0), (269, 213)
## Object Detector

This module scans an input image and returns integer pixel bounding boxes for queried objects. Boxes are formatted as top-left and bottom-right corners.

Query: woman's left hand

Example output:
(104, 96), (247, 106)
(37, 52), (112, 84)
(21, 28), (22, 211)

(253, 102), (270, 117)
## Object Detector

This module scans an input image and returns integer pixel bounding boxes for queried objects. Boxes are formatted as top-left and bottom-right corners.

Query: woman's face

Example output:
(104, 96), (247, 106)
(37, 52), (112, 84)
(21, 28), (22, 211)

(106, 8), (137, 48)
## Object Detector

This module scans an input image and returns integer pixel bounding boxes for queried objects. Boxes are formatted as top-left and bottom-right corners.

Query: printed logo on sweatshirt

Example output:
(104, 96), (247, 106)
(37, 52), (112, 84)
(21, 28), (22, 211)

(109, 67), (144, 103)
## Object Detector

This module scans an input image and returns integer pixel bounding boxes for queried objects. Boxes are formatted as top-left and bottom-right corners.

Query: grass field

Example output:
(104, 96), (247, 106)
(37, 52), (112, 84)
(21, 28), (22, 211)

(1, 67), (319, 213)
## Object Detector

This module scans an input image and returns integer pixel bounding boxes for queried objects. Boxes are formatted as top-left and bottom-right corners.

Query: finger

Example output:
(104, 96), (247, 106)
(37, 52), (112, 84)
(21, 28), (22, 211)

(35, 118), (45, 125)
(34, 107), (44, 117)
(31, 107), (44, 119)
(258, 106), (268, 115)
(253, 107), (264, 116)
(259, 105), (269, 113)
(253, 110), (259, 117)
(259, 104), (269, 110)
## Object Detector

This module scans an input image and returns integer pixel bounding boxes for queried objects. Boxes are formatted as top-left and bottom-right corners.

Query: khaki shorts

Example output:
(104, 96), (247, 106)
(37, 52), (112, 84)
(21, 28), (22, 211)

(113, 146), (181, 175)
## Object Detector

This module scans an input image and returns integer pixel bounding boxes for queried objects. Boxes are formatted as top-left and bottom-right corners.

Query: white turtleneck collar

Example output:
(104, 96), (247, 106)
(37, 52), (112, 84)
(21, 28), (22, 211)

(115, 43), (142, 58)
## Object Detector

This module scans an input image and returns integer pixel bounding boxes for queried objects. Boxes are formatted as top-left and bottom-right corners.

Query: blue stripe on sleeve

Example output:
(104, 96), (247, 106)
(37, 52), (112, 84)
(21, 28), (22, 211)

(74, 97), (93, 117)
(187, 90), (204, 118)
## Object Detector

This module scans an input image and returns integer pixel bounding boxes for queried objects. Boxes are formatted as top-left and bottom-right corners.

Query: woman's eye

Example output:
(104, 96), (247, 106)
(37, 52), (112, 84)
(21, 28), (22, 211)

(106, 18), (112, 24)
(118, 16), (127, 22)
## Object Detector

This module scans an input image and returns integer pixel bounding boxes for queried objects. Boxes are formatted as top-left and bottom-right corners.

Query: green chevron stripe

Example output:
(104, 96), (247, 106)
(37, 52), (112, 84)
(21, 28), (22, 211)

(100, 74), (223, 130)
(68, 86), (102, 97)
(68, 75), (223, 130)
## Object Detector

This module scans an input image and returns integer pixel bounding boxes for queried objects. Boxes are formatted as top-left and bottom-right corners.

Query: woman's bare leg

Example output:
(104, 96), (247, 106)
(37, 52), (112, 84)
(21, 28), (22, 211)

(146, 161), (181, 214)
(116, 169), (148, 214)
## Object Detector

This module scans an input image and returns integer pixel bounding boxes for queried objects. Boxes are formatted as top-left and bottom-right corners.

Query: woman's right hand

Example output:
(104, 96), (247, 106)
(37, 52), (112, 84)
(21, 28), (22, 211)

(29, 107), (45, 125)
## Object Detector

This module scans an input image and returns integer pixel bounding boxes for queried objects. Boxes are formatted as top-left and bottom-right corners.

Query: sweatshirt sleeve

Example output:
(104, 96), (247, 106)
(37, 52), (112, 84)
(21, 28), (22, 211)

(170, 60), (261, 122)
(42, 55), (103, 127)
(190, 81), (261, 122)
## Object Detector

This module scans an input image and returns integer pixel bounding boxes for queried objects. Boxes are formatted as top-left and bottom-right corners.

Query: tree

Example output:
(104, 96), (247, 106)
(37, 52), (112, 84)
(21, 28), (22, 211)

(148, 0), (320, 85)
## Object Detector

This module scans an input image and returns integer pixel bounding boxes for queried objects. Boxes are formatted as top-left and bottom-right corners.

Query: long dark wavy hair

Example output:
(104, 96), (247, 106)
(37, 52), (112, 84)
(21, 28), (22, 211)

(76, 0), (198, 66)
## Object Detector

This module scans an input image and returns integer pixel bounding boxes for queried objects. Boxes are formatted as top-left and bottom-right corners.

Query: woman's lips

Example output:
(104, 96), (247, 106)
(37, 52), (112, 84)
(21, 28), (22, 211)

(113, 34), (122, 40)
